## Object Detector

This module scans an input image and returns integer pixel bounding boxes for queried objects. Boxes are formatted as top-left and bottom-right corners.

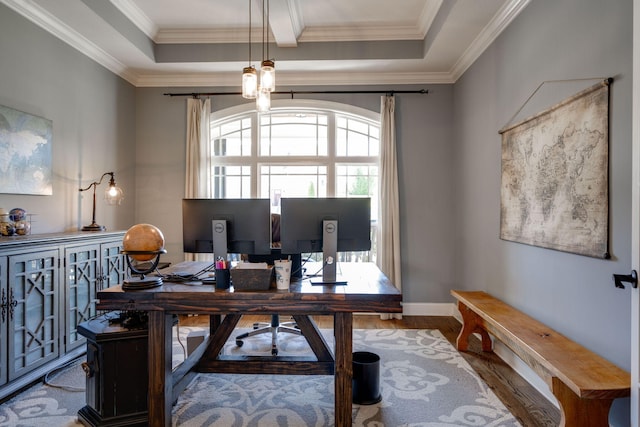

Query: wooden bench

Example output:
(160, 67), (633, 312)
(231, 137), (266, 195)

(451, 290), (629, 427)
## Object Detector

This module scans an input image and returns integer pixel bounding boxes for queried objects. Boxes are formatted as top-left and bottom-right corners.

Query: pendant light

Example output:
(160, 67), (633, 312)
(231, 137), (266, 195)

(256, 87), (271, 112)
(259, 0), (275, 92)
(254, 0), (274, 112)
(260, 60), (275, 92)
(242, 0), (257, 99)
(242, 0), (275, 110)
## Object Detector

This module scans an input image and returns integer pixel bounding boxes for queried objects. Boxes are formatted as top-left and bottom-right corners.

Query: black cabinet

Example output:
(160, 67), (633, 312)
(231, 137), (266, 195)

(77, 313), (148, 427)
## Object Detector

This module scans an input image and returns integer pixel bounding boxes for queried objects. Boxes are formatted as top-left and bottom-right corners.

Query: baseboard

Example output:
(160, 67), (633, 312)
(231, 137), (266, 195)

(401, 302), (456, 316)
(405, 303), (557, 408)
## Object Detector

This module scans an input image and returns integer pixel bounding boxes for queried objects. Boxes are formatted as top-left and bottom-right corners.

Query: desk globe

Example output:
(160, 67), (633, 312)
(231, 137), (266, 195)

(121, 224), (167, 290)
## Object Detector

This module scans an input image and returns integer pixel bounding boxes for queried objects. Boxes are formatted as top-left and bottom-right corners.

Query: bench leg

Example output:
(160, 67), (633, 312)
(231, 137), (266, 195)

(456, 301), (492, 352)
(552, 377), (614, 427)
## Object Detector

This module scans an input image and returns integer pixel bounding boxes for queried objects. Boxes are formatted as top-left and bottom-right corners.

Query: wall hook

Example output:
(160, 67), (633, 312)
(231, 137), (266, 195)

(613, 270), (638, 289)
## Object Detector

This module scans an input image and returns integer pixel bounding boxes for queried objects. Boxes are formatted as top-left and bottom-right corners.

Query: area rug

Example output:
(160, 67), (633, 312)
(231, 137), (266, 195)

(0, 328), (520, 427)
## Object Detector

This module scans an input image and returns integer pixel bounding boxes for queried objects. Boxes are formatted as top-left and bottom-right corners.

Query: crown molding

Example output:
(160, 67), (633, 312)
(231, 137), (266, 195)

(132, 70), (455, 88)
(449, 0), (530, 81)
(287, 0), (305, 41)
(155, 28), (249, 44)
(298, 24), (425, 43)
(110, 0), (157, 40)
(417, 0), (443, 38)
(154, 23), (426, 45)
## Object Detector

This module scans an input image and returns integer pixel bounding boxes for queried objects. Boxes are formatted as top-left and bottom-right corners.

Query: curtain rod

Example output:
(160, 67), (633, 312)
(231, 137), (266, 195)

(163, 89), (428, 98)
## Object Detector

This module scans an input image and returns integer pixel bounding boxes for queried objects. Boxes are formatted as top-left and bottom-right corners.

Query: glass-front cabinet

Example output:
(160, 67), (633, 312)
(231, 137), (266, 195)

(0, 231), (125, 400)
(65, 240), (125, 352)
(8, 249), (60, 381)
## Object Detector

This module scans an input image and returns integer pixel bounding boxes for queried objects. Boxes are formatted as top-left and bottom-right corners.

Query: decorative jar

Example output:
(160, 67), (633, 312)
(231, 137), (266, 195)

(0, 213), (15, 236)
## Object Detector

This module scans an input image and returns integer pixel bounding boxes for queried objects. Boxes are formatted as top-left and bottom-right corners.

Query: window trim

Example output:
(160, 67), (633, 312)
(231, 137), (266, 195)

(210, 99), (380, 124)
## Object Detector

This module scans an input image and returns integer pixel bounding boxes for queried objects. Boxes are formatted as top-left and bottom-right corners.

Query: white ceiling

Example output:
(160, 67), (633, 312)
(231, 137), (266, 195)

(1, 0), (530, 87)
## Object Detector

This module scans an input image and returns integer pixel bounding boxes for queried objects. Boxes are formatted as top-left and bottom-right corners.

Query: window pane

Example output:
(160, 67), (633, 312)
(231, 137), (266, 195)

(336, 116), (378, 157)
(347, 132), (369, 156)
(213, 166), (251, 198)
(260, 113), (327, 156)
(211, 117), (251, 156)
(260, 165), (327, 209)
(336, 164), (378, 221)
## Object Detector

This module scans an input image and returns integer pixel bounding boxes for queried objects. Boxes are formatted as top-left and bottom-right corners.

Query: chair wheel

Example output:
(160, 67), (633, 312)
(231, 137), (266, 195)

(236, 340), (244, 347)
(272, 348), (278, 356)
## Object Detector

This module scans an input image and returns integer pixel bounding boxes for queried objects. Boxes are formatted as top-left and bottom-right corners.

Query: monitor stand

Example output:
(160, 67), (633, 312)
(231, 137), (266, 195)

(310, 220), (348, 286)
(211, 219), (228, 261)
(310, 277), (348, 286)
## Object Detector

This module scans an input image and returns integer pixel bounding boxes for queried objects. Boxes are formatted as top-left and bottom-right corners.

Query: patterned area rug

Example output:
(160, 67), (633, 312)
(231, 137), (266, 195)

(0, 328), (520, 427)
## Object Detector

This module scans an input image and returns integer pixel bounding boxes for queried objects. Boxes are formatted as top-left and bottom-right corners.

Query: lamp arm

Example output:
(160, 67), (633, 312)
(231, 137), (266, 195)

(78, 172), (114, 193)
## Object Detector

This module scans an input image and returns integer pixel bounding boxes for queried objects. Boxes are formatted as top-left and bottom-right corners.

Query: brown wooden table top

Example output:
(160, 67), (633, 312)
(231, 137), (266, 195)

(97, 261), (402, 315)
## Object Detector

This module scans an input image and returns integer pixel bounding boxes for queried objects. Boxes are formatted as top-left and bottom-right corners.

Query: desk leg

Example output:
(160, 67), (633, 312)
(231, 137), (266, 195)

(334, 312), (353, 427)
(148, 311), (173, 427)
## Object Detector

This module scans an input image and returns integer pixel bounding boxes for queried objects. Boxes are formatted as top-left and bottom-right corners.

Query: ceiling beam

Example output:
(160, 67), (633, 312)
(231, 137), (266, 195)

(266, 0), (304, 48)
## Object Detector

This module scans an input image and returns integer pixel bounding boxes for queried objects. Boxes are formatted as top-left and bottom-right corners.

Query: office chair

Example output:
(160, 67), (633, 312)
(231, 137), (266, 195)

(235, 213), (301, 355)
(235, 314), (301, 355)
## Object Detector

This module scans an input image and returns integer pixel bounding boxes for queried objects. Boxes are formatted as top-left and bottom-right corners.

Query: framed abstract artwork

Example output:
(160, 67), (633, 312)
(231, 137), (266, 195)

(0, 105), (52, 195)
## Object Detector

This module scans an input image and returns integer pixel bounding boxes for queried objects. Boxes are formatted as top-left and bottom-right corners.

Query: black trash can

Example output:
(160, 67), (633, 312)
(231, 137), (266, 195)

(352, 351), (382, 405)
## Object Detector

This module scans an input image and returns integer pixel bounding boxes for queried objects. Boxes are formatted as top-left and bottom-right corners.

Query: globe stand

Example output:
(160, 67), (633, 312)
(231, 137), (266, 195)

(121, 250), (167, 290)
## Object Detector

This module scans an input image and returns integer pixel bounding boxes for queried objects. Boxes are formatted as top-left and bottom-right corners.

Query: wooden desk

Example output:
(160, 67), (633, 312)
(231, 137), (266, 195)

(97, 262), (402, 427)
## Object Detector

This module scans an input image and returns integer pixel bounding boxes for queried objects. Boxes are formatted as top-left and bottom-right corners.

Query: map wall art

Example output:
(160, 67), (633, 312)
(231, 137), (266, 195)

(499, 80), (610, 258)
(0, 105), (52, 195)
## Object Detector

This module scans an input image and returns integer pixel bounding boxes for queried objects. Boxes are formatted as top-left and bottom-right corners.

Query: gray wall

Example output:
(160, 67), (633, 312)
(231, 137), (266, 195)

(0, 4), (136, 233)
(452, 0), (632, 423)
(134, 85), (456, 304)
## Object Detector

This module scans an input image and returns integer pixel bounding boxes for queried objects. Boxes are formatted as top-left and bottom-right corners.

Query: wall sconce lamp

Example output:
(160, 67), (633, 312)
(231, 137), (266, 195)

(79, 172), (124, 231)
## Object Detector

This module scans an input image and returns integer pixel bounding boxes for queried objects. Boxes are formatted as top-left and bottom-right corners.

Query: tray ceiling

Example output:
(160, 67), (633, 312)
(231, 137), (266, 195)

(1, 0), (530, 87)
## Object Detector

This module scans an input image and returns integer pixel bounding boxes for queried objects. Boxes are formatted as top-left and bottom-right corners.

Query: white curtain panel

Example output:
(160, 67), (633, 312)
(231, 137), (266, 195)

(184, 98), (212, 261)
(378, 95), (402, 320)
(185, 98), (212, 198)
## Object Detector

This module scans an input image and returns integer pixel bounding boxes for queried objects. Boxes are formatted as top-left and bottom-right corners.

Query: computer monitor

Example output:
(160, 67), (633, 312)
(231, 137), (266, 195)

(280, 197), (371, 285)
(182, 198), (272, 260)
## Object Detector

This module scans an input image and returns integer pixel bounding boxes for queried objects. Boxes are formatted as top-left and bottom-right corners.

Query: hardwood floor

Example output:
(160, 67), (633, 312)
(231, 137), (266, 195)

(181, 314), (561, 426)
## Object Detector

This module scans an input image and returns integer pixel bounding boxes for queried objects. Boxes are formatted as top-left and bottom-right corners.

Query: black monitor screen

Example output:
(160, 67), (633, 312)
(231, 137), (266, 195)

(182, 198), (271, 255)
(279, 197), (371, 254)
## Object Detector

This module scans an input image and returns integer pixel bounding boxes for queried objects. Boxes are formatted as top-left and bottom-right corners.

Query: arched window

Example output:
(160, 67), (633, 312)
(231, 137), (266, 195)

(209, 100), (380, 262)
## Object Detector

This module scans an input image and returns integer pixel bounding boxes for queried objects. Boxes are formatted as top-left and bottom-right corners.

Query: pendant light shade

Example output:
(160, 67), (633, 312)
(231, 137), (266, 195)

(256, 87), (271, 112)
(260, 59), (275, 92)
(242, 66), (258, 99)
(105, 174), (124, 206)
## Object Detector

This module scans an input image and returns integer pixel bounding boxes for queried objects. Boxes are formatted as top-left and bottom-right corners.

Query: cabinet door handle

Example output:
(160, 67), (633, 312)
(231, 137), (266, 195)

(8, 288), (17, 320)
(1, 288), (6, 323)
